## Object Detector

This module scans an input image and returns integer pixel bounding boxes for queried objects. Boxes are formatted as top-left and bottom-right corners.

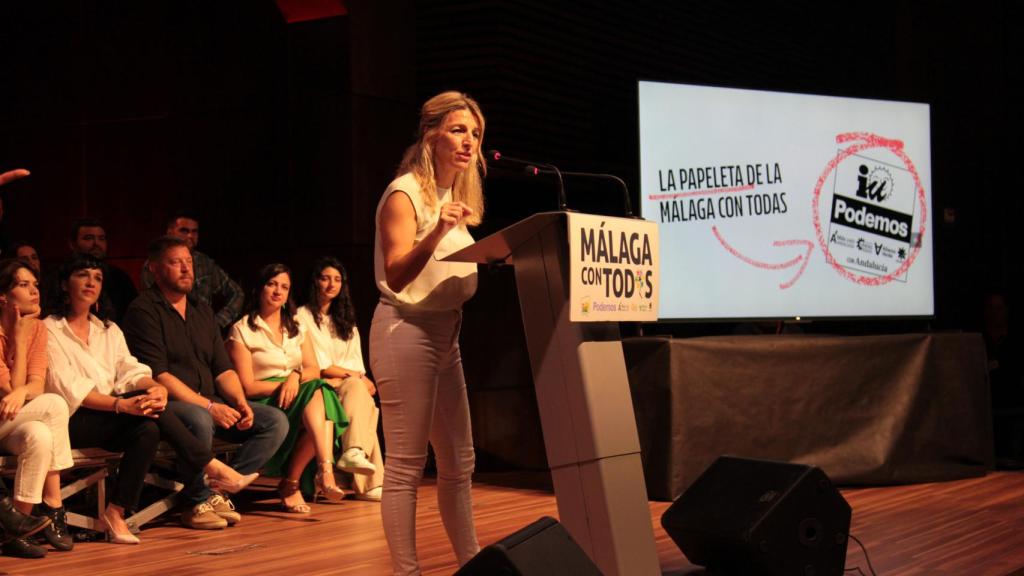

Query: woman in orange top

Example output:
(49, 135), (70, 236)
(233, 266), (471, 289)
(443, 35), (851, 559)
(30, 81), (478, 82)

(0, 259), (74, 558)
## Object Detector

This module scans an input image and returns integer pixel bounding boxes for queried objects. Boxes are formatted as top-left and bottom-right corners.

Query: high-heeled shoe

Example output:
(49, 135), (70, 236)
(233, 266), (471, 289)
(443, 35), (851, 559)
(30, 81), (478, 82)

(207, 472), (260, 495)
(314, 461), (346, 503)
(354, 486), (383, 502)
(106, 530), (141, 545)
(277, 478), (311, 514)
(101, 507), (140, 545)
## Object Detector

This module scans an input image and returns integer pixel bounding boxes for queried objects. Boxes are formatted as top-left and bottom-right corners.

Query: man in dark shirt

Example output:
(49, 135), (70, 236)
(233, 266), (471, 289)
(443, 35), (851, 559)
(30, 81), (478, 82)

(122, 236), (287, 530)
(44, 218), (138, 323)
(140, 211), (244, 330)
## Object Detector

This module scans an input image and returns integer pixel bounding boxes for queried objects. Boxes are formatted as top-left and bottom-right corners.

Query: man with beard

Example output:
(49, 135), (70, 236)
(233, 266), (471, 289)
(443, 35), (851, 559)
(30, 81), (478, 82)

(122, 236), (287, 530)
(140, 211), (244, 330)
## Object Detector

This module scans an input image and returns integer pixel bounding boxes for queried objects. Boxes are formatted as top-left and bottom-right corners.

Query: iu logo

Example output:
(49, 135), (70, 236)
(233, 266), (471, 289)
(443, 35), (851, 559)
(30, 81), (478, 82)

(855, 164), (894, 202)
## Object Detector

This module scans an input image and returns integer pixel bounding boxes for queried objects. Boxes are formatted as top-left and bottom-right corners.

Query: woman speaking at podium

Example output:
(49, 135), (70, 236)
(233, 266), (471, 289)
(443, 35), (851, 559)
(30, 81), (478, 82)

(369, 91), (486, 575)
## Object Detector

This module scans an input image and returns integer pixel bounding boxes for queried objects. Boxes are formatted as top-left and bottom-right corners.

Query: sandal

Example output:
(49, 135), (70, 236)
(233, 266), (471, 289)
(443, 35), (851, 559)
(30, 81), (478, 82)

(277, 478), (311, 514)
(314, 461), (346, 503)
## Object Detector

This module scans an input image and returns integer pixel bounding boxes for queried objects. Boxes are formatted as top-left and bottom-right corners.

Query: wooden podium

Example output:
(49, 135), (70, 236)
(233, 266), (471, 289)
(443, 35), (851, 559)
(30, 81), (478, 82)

(446, 212), (660, 576)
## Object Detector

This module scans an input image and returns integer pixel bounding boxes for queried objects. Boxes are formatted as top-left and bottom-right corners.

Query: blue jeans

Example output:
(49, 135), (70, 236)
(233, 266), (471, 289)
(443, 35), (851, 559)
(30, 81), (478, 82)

(165, 398), (288, 504)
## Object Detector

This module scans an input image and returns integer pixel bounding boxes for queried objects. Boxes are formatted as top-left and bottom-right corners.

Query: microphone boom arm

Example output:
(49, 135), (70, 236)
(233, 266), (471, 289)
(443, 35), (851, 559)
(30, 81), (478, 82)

(532, 168), (635, 218)
(490, 150), (569, 212)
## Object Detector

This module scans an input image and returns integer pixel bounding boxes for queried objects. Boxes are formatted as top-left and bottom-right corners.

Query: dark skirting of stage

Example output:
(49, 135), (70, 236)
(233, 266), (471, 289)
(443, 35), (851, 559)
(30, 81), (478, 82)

(625, 333), (993, 501)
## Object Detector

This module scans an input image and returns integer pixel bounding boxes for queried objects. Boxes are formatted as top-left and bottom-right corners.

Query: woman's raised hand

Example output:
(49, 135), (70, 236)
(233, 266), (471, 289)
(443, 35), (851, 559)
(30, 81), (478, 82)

(1, 301), (38, 343)
(433, 201), (473, 238)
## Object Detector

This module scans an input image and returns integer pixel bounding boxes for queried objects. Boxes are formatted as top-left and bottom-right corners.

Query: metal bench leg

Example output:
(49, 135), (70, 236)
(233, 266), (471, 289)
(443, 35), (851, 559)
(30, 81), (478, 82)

(60, 468), (109, 532)
(125, 473), (185, 530)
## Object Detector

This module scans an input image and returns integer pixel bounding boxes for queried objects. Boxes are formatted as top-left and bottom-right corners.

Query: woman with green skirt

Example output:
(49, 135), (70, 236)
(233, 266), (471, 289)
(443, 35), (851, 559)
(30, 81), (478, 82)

(227, 263), (348, 513)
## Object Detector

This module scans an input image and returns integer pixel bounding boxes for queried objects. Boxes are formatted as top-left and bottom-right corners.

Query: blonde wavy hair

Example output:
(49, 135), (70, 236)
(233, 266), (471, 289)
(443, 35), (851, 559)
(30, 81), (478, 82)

(397, 91), (486, 226)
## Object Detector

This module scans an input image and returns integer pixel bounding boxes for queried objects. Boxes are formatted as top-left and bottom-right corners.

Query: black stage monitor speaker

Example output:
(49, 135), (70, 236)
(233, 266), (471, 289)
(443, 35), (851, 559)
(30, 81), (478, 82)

(661, 455), (851, 576)
(454, 516), (603, 576)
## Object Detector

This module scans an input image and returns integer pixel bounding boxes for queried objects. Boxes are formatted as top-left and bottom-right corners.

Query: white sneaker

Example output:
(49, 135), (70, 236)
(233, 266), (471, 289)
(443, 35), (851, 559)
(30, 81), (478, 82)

(354, 486), (382, 502)
(337, 448), (376, 475)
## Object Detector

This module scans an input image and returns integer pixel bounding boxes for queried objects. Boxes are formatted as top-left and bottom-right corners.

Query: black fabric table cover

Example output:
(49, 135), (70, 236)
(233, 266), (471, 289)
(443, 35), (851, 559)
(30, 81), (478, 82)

(623, 333), (993, 501)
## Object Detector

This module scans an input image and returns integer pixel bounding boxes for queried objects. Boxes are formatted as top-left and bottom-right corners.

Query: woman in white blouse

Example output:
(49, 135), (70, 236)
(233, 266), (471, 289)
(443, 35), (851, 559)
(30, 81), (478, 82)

(44, 255), (257, 544)
(296, 256), (383, 501)
(227, 263), (347, 513)
(370, 91), (485, 574)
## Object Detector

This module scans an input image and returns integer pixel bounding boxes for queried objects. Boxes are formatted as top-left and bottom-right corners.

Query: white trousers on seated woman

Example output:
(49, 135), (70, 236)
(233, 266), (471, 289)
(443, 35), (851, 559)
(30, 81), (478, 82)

(337, 376), (385, 493)
(0, 393), (73, 503)
(370, 303), (479, 576)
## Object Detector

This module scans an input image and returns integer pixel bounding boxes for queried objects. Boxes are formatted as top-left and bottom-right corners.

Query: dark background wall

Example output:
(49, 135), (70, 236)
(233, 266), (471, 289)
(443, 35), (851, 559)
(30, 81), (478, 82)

(1, 0), (1019, 469)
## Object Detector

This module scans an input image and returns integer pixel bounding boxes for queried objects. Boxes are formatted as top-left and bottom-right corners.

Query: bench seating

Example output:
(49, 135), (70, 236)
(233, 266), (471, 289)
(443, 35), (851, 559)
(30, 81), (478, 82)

(1, 440), (240, 533)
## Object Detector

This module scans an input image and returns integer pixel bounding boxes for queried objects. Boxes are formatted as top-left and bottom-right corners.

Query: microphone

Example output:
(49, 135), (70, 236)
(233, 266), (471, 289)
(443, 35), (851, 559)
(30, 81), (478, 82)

(527, 167), (636, 218)
(487, 150), (568, 212)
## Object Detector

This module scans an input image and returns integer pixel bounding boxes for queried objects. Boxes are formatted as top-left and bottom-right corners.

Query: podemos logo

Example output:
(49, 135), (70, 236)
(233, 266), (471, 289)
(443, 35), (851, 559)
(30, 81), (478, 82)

(812, 132), (927, 287)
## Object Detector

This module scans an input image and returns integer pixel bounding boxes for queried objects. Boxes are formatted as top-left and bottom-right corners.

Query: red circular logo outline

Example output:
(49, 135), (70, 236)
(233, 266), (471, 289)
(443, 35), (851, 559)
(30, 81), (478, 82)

(811, 132), (928, 286)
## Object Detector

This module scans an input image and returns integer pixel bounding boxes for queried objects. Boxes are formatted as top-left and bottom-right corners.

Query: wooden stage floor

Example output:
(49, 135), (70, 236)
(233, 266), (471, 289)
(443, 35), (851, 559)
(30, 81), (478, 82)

(2, 470), (1024, 575)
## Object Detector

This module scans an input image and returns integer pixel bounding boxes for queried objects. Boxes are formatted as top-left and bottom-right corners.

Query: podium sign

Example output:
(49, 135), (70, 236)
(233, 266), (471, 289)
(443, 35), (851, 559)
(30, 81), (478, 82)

(568, 213), (659, 322)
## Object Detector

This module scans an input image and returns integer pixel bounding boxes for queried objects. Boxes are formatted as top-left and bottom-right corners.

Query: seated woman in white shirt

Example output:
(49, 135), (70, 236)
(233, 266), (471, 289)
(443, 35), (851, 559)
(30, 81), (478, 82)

(44, 255), (257, 544)
(227, 263), (347, 513)
(296, 256), (383, 501)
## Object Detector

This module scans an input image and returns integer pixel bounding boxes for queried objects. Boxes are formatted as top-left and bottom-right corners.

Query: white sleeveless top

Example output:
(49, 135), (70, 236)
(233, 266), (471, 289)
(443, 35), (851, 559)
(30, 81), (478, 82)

(373, 172), (477, 311)
(227, 316), (305, 380)
(295, 305), (366, 375)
